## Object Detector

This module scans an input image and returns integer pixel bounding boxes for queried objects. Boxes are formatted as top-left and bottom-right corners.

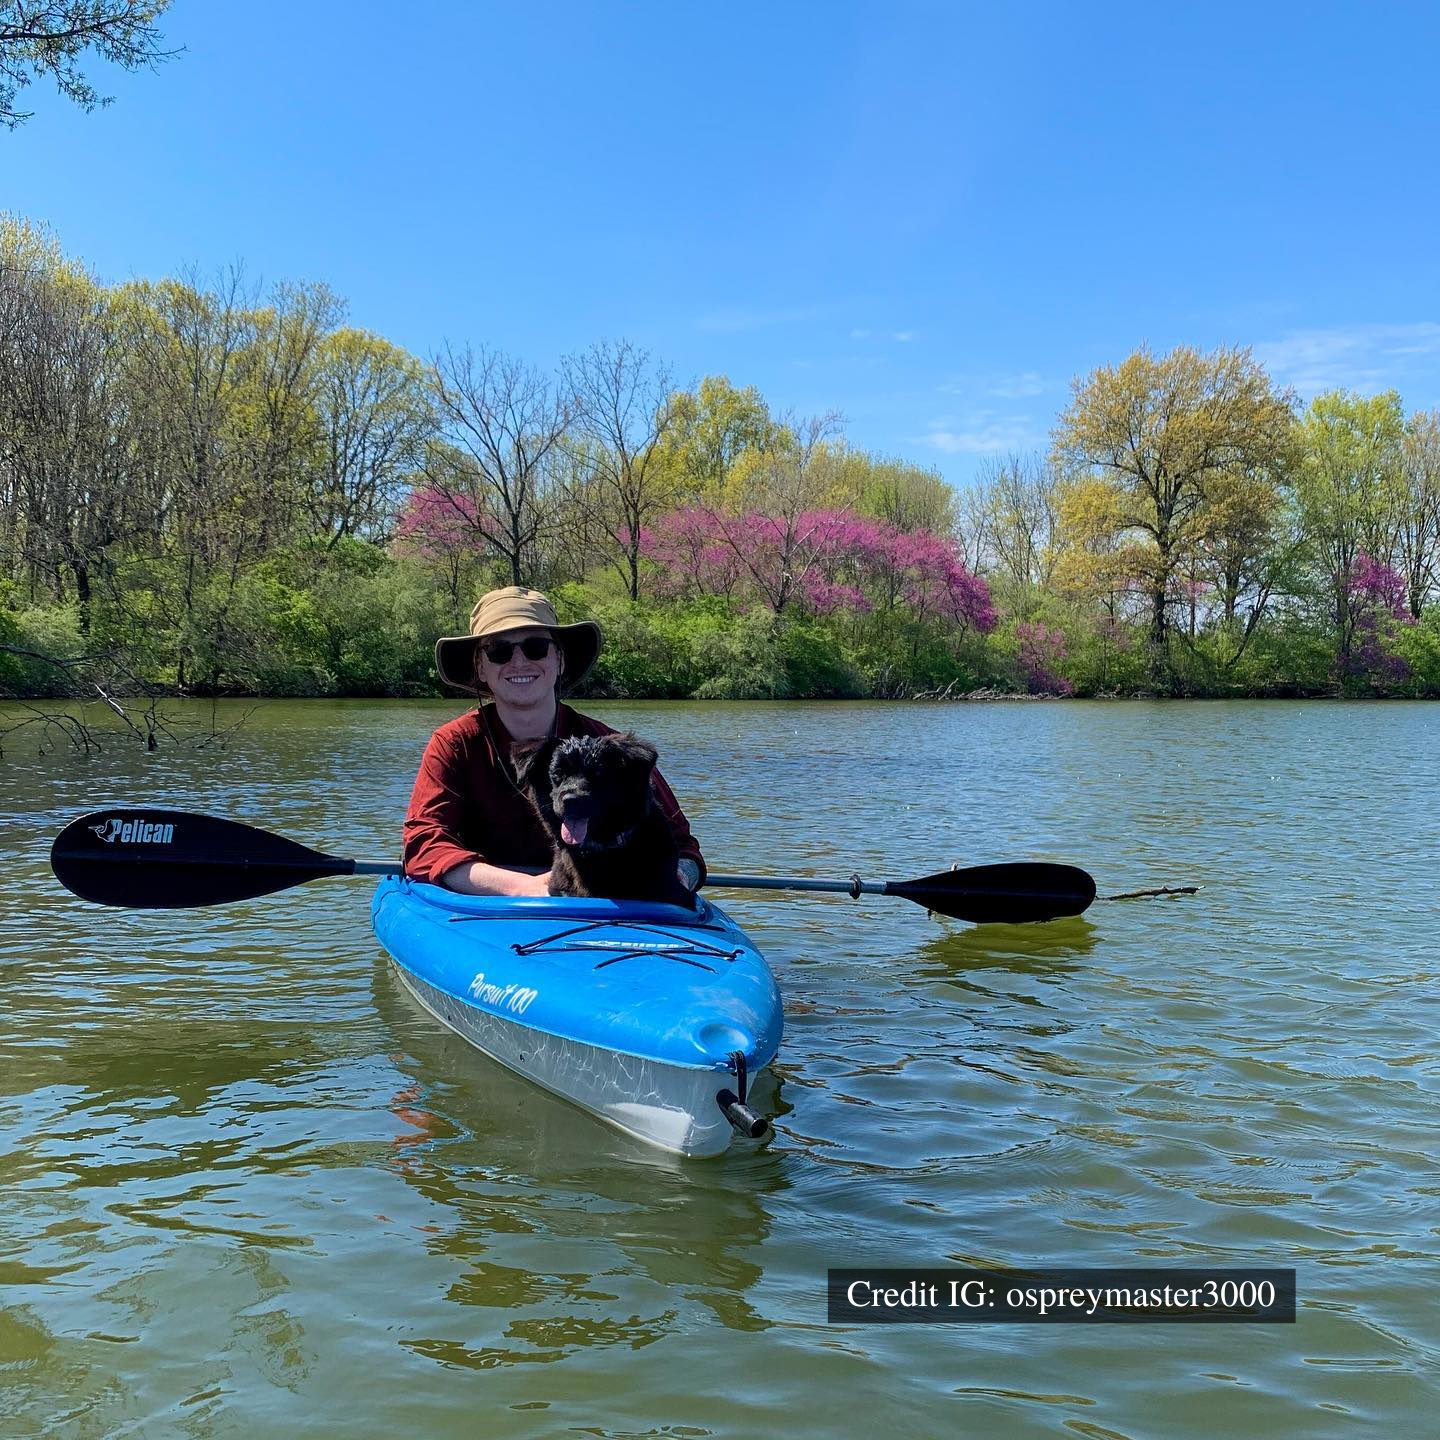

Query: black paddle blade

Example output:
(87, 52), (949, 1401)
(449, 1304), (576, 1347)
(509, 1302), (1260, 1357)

(887, 862), (1096, 924)
(51, 809), (353, 909)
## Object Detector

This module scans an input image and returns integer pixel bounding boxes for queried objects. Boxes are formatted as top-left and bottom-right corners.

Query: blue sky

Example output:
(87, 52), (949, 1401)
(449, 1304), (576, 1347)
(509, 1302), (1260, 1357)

(6, 1), (1439, 486)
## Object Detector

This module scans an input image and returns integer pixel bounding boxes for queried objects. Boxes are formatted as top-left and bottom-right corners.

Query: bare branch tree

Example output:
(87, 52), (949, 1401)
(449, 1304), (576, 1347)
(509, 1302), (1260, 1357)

(563, 339), (680, 601)
(427, 344), (571, 587)
(967, 452), (1062, 618)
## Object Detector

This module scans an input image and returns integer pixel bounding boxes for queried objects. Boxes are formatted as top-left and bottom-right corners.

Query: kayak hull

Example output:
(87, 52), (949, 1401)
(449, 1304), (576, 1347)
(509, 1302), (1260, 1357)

(370, 877), (782, 1157)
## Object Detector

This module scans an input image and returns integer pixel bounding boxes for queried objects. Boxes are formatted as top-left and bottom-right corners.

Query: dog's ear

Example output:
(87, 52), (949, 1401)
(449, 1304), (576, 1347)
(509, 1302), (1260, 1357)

(512, 736), (560, 794)
(611, 732), (659, 773)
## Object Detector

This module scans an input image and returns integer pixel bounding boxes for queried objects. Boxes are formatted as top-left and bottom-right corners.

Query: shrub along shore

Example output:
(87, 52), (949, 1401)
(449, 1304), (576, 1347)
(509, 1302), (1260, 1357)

(3, 216), (1438, 704)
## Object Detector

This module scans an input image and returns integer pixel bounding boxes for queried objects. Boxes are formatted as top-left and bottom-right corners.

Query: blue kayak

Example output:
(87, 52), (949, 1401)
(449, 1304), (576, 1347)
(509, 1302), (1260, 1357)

(370, 877), (782, 1157)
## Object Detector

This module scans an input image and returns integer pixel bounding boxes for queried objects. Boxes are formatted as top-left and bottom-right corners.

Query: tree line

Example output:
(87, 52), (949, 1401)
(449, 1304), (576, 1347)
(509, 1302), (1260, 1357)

(2, 215), (1438, 703)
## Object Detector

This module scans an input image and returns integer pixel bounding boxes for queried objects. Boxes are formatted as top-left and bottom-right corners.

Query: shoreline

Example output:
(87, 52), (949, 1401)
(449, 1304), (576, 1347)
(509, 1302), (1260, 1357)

(5, 688), (1438, 709)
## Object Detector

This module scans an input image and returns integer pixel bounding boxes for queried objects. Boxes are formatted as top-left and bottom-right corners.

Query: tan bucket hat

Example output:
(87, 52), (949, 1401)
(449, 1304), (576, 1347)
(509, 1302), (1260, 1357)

(435, 586), (603, 694)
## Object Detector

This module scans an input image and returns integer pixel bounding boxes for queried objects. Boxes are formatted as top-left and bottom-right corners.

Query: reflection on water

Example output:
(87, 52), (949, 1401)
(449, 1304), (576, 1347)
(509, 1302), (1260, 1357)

(371, 955), (782, 1358)
(912, 915), (1098, 979)
(3, 698), (1439, 1436)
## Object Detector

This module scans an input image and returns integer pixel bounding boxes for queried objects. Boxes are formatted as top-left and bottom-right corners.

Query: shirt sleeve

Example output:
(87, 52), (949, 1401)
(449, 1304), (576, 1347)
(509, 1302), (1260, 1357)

(402, 727), (486, 884)
(651, 767), (707, 887)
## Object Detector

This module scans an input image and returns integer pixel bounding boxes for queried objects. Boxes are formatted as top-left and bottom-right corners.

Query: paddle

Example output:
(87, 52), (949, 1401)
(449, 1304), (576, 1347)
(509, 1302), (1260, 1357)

(50, 808), (1095, 923)
(50, 808), (397, 910)
(704, 865), (1095, 925)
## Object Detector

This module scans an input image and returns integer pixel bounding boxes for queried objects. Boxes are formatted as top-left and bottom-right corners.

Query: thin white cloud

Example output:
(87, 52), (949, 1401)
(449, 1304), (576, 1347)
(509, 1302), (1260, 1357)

(695, 305), (822, 334)
(919, 412), (1047, 455)
(939, 369), (1051, 401)
(984, 369), (1047, 399)
(846, 326), (915, 342)
(1255, 322), (1440, 397)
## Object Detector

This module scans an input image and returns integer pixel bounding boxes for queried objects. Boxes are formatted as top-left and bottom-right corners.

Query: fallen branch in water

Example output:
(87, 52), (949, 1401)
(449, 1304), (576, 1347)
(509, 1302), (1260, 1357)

(1, 646), (250, 756)
(1103, 885), (1201, 901)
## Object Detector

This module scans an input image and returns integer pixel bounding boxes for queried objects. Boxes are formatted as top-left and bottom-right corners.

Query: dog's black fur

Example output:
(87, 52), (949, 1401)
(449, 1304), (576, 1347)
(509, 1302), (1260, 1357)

(514, 732), (695, 908)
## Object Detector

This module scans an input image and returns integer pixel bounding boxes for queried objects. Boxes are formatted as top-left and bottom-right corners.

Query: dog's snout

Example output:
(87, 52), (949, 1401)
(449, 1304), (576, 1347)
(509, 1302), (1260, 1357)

(551, 777), (594, 810)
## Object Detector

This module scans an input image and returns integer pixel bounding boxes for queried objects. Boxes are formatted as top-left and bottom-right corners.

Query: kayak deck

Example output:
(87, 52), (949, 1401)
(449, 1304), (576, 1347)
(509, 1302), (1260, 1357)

(370, 878), (782, 1156)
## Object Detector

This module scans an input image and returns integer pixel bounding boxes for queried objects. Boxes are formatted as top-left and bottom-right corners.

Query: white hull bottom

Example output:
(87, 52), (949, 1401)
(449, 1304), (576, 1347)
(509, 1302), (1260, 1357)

(390, 962), (757, 1158)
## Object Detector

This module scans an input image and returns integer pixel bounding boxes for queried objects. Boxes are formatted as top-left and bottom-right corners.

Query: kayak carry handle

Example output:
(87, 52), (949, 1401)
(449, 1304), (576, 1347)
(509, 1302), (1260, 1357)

(717, 1047), (769, 1139)
(717, 1089), (768, 1139)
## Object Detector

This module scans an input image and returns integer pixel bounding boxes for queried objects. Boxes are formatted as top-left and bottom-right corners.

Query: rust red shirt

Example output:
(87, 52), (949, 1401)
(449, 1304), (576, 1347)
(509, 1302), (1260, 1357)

(402, 703), (706, 886)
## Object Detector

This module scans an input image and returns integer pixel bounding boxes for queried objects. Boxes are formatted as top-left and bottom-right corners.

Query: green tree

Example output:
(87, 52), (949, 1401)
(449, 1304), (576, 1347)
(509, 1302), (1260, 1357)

(1, 1), (175, 128)
(0, 217), (157, 635)
(118, 271), (338, 687)
(856, 454), (956, 536)
(1397, 410), (1440, 618)
(308, 328), (433, 546)
(1293, 390), (1406, 664)
(1190, 465), (1296, 668)
(1054, 345), (1296, 684)
(662, 375), (777, 503)
(1, 264), (135, 628)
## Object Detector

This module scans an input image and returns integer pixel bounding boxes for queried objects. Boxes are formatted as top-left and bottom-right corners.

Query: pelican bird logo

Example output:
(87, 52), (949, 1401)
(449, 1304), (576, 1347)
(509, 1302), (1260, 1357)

(86, 817), (175, 845)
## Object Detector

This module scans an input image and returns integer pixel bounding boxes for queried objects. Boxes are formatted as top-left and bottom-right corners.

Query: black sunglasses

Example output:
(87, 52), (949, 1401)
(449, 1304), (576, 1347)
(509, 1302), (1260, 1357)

(482, 635), (555, 664)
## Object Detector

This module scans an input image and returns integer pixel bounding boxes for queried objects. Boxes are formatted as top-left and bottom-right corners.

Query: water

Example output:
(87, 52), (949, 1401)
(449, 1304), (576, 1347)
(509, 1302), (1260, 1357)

(2, 699), (1438, 1437)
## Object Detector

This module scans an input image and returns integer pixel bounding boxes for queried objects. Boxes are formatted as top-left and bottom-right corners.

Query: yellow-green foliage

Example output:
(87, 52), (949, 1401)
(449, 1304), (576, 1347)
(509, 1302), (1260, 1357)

(4, 220), (1440, 699)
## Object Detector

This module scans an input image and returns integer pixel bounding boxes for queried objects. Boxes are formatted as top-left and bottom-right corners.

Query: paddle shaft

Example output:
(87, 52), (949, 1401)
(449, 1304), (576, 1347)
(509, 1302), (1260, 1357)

(56, 853), (898, 895)
(707, 872), (888, 899)
(51, 808), (1095, 922)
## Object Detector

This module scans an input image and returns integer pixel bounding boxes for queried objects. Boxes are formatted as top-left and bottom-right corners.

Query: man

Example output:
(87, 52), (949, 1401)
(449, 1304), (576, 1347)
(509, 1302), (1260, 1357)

(402, 586), (705, 896)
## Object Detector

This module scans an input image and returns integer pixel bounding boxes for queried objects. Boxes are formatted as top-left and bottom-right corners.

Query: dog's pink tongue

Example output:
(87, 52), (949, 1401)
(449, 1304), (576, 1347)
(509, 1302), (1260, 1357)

(561, 815), (588, 846)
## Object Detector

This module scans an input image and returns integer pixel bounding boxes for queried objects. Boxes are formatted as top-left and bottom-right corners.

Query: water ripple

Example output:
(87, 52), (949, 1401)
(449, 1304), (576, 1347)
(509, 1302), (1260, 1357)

(4, 698), (1439, 1435)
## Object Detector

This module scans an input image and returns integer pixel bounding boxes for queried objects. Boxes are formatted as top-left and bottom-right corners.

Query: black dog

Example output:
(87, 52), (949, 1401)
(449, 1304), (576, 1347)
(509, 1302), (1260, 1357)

(514, 732), (695, 908)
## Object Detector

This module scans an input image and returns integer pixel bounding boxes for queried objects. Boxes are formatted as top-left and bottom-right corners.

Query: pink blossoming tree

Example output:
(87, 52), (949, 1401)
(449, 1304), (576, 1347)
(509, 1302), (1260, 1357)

(1343, 552), (1413, 685)
(394, 484), (484, 609)
(641, 506), (997, 636)
(1014, 621), (1074, 695)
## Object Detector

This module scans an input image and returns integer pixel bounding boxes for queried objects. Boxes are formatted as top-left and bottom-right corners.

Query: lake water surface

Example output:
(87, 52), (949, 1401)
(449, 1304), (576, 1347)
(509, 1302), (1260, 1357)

(3, 699), (1438, 1437)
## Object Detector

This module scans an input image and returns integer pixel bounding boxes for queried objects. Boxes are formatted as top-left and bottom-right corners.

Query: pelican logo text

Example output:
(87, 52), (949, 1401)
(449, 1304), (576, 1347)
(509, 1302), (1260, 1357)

(91, 818), (176, 845)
